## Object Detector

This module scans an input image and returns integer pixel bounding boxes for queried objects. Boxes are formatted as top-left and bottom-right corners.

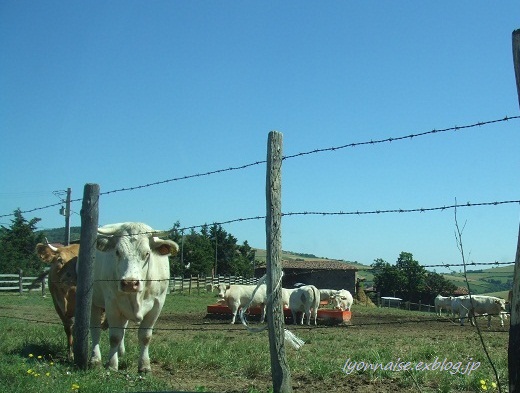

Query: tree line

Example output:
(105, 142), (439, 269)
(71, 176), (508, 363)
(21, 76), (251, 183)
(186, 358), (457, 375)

(0, 209), (256, 277)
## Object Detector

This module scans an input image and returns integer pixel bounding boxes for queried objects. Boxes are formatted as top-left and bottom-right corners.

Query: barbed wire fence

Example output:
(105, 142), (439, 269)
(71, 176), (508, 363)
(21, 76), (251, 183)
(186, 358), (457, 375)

(0, 113), (519, 390)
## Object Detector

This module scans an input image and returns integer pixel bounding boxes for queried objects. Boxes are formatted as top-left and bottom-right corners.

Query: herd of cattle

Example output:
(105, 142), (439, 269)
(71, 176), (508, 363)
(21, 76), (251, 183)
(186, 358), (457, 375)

(434, 294), (508, 328)
(32, 221), (510, 373)
(213, 283), (354, 325)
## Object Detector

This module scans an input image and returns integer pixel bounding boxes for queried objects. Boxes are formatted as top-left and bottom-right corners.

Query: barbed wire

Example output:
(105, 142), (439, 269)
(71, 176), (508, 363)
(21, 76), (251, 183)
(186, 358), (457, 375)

(175, 198), (520, 233)
(1, 115), (518, 219)
(282, 116), (519, 159)
(0, 309), (510, 332)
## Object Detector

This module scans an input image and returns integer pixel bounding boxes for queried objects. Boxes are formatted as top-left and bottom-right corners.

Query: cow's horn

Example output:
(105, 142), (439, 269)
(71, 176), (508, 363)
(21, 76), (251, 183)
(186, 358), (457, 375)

(45, 237), (58, 252)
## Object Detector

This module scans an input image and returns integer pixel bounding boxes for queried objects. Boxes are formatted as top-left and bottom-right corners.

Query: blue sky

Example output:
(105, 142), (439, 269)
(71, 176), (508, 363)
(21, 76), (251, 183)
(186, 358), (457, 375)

(1, 2), (519, 272)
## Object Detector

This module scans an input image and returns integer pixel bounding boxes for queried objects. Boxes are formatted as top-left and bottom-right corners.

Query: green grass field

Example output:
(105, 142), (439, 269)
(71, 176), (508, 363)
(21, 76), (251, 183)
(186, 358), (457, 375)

(0, 291), (510, 392)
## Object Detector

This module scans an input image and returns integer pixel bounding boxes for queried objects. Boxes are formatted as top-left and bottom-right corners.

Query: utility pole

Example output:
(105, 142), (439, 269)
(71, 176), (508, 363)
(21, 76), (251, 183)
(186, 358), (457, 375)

(56, 188), (72, 245)
(64, 188), (71, 245)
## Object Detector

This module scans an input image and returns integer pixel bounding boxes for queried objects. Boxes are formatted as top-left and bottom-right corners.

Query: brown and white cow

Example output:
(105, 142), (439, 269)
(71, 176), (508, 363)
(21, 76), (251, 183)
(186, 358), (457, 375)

(35, 241), (79, 360)
(90, 222), (178, 372)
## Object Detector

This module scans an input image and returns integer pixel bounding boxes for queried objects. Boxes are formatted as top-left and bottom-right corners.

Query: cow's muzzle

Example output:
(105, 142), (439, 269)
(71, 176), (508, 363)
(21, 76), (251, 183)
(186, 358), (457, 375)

(120, 279), (141, 293)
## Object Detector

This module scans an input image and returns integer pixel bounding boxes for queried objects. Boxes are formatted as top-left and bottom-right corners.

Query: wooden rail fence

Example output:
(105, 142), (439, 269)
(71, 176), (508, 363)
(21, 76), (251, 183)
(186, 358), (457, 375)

(0, 269), (46, 295)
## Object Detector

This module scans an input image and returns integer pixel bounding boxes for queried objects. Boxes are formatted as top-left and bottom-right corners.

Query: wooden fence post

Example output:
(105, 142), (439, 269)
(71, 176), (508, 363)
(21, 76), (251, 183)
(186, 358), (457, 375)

(266, 131), (292, 393)
(74, 183), (100, 370)
(509, 28), (520, 393)
(18, 269), (23, 295)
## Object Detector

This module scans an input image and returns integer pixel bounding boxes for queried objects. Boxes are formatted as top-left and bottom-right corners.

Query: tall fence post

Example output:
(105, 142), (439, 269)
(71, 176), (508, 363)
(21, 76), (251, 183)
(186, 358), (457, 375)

(74, 183), (100, 370)
(509, 28), (520, 393)
(266, 131), (292, 393)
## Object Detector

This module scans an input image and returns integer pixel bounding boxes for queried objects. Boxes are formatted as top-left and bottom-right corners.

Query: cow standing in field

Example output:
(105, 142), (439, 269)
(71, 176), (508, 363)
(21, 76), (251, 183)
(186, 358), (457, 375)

(90, 222), (179, 373)
(36, 241), (79, 360)
(434, 294), (453, 316)
(289, 285), (320, 325)
(333, 289), (354, 312)
(217, 283), (267, 324)
(457, 295), (507, 328)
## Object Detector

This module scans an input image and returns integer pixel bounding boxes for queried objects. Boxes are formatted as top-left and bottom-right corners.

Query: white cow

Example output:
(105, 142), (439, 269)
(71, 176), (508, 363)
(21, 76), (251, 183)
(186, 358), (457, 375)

(90, 222), (179, 372)
(289, 285), (320, 325)
(434, 294), (453, 316)
(458, 295), (506, 328)
(319, 288), (337, 303)
(281, 287), (298, 308)
(333, 289), (354, 311)
(217, 283), (267, 324)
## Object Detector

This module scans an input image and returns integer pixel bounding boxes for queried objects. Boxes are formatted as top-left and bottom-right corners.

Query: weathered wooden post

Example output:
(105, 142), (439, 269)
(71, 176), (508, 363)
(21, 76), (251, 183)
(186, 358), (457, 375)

(509, 28), (520, 393)
(266, 131), (292, 393)
(74, 183), (100, 370)
(18, 269), (23, 294)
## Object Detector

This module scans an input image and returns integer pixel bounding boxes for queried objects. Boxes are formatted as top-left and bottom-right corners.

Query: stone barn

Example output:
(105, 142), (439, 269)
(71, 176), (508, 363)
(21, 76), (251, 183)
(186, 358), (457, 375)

(255, 259), (358, 294)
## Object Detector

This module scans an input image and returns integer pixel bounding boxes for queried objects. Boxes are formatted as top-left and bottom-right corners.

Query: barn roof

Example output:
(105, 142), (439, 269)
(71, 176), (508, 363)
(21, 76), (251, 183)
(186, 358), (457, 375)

(281, 259), (358, 271)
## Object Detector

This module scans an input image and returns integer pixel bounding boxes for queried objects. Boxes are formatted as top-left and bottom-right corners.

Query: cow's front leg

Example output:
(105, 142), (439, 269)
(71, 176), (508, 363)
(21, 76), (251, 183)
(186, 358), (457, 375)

(137, 325), (153, 373)
(107, 319), (127, 371)
(138, 305), (162, 373)
(89, 306), (104, 367)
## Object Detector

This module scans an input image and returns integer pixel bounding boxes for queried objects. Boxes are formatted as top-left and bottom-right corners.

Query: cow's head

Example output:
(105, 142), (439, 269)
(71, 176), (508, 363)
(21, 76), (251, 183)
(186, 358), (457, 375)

(496, 299), (506, 312)
(216, 283), (230, 299)
(332, 290), (350, 311)
(35, 242), (79, 287)
(97, 222), (179, 293)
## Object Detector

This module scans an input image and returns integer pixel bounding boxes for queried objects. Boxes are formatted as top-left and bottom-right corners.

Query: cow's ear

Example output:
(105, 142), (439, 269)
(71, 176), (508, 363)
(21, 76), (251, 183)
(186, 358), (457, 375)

(152, 239), (179, 256)
(156, 244), (171, 256)
(36, 244), (54, 263)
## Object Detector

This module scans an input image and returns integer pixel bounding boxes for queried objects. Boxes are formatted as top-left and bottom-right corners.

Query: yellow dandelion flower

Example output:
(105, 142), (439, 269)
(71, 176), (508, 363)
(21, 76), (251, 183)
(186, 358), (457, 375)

(49, 362), (54, 366)
(34, 373), (40, 377)
(46, 372), (51, 377)
(28, 354), (34, 358)
(27, 369), (33, 374)
(482, 386), (488, 391)
(491, 382), (497, 388)
(71, 383), (80, 391)
(37, 355), (42, 359)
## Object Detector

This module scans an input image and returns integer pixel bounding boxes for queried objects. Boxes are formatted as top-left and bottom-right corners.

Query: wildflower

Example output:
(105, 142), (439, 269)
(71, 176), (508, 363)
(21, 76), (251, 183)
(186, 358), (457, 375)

(49, 362), (54, 366)
(46, 372), (51, 377)
(27, 369), (33, 374)
(71, 383), (80, 391)
(28, 354), (34, 358)
(37, 355), (43, 359)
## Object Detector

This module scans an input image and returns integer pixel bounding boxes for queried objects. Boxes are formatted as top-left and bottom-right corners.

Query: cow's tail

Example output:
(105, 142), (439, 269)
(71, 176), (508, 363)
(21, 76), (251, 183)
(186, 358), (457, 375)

(311, 285), (320, 311)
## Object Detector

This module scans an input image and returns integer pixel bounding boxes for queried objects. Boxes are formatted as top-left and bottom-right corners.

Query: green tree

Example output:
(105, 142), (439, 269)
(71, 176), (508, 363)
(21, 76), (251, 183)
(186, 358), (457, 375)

(371, 258), (406, 298)
(395, 252), (426, 301)
(0, 209), (45, 275)
(372, 252), (458, 305)
(167, 222), (256, 278)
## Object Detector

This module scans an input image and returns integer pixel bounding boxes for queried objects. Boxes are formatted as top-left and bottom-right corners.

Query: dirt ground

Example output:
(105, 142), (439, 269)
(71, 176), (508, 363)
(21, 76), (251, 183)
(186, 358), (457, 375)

(149, 308), (509, 393)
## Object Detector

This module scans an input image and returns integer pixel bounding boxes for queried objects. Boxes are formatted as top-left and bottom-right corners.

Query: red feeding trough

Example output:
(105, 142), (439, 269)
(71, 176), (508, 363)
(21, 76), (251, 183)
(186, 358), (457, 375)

(317, 308), (352, 322)
(207, 303), (351, 323)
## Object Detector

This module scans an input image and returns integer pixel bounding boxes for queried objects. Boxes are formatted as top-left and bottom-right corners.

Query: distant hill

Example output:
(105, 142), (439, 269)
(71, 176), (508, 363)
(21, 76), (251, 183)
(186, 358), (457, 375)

(36, 226), (81, 244)
(442, 264), (514, 295)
